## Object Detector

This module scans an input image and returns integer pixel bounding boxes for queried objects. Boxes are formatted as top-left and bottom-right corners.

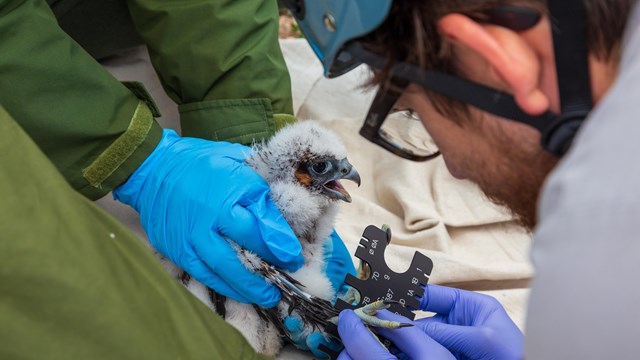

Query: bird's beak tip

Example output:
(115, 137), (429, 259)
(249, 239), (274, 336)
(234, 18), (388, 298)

(345, 166), (361, 187)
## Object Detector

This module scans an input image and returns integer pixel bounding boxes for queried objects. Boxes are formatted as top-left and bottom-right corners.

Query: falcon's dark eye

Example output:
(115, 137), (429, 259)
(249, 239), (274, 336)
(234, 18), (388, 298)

(310, 161), (331, 175)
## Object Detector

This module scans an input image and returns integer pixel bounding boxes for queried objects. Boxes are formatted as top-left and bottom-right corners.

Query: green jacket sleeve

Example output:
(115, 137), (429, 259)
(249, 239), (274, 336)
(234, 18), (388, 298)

(0, 0), (163, 200)
(0, 106), (270, 360)
(125, 0), (297, 145)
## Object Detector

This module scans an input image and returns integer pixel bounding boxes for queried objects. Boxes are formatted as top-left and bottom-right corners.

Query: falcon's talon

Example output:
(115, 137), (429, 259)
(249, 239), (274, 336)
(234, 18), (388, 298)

(328, 303), (413, 330)
(396, 323), (415, 328)
(351, 300), (413, 329)
(356, 299), (390, 316)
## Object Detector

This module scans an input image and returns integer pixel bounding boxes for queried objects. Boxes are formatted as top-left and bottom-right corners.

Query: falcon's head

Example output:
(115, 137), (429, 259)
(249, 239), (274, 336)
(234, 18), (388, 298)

(295, 154), (361, 202)
(247, 121), (361, 202)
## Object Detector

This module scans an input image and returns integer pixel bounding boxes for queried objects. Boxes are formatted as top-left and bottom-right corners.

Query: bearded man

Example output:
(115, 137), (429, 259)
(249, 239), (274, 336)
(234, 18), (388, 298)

(283, 0), (639, 358)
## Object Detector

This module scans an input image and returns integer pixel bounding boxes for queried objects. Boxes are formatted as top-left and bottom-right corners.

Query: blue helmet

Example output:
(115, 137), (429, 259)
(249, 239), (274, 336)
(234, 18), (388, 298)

(281, 0), (392, 77)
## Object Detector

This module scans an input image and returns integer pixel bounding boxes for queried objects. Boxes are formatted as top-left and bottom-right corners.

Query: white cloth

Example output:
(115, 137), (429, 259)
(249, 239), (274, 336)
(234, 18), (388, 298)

(98, 39), (533, 360)
(526, 4), (640, 359)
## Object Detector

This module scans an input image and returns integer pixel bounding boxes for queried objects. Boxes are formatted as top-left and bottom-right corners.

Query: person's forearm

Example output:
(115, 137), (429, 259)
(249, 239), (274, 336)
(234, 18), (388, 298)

(126, 0), (296, 144)
(0, 0), (162, 199)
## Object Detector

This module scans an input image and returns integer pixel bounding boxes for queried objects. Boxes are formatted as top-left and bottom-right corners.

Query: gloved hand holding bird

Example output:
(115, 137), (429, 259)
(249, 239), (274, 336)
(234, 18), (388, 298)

(150, 121), (407, 358)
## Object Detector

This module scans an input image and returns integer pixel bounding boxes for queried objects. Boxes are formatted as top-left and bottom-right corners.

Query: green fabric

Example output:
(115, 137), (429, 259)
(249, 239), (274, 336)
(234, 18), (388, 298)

(0, 0), (296, 200)
(49, 0), (298, 144)
(274, 113), (298, 131)
(0, 107), (270, 360)
(122, 81), (162, 117)
(180, 100), (297, 145)
(0, 0), (162, 200)
(180, 98), (278, 144)
(82, 101), (154, 188)
(47, 0), (144, 60)
(125, 0), (296, 144)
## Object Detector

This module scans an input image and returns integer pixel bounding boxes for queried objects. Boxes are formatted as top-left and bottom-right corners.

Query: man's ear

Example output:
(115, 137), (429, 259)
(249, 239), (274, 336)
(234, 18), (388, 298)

(438, 13), (549, 115)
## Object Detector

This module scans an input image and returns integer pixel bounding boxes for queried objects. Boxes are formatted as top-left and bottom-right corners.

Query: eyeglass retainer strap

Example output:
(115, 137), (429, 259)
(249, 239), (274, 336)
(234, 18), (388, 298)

(344, 2), (592, 158)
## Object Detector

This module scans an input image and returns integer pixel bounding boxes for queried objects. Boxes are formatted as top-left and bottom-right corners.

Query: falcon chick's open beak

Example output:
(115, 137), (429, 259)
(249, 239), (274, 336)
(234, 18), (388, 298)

(322, 158), (361, 203)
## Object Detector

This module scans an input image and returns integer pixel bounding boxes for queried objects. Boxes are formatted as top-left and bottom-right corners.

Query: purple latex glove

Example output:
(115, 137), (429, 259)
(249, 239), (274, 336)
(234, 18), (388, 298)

(336, 284), (523, 359)
(336, 309), (455, 360)
(413, 284), (524, 359)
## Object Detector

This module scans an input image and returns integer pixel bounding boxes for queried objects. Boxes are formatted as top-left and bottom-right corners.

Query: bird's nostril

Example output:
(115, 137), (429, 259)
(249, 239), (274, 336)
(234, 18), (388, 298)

(341, 168), (348, 174)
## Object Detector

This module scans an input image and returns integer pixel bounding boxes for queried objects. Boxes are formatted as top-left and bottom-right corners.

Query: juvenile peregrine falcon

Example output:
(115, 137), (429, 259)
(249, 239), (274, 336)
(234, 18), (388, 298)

(175, 121), (360, 357)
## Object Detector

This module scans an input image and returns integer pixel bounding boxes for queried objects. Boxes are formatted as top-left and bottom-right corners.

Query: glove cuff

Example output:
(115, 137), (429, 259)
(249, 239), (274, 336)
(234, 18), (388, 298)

(113, 128), (180, 210)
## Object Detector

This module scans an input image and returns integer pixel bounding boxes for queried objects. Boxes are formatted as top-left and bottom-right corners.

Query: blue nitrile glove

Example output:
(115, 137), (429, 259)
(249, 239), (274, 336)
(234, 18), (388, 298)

(336, 309), (455, 360)
(412, 284), (523, 360)
(283, 230), (356, 357)
(323, 230), (357, 298)
(113, 129), (304, 307)
(284, 316), (342, 358)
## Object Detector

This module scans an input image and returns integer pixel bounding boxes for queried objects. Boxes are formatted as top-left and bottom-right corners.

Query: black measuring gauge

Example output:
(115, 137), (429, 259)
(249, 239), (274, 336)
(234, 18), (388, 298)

(320, 225), (434, 359)
(337, 225), (433, 318)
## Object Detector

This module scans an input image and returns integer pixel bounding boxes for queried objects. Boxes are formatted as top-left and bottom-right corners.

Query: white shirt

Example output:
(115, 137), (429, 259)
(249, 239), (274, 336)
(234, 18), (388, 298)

(526, 3), (640, 358)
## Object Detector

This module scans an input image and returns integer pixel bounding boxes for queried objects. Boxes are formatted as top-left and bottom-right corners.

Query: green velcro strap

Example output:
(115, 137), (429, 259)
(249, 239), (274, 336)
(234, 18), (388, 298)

(82, 101), (154, 188)
(273, 113), (297, 131)
(122, 81), (161, 117)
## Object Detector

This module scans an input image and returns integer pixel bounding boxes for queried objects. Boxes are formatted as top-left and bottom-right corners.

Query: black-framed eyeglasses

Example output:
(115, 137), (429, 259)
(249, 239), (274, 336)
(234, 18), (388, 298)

(359, 80), (441, 161)
(348, 6), (549, 161)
